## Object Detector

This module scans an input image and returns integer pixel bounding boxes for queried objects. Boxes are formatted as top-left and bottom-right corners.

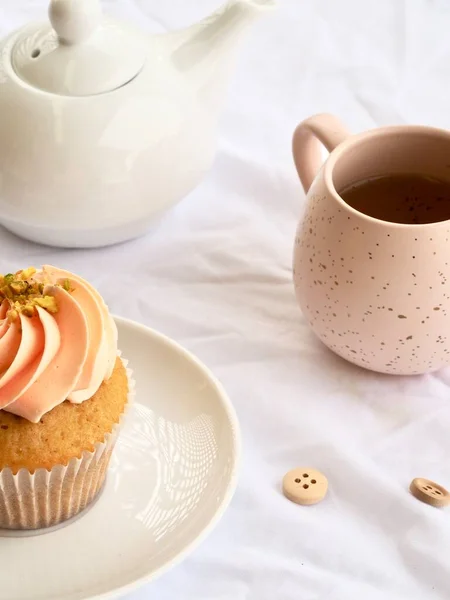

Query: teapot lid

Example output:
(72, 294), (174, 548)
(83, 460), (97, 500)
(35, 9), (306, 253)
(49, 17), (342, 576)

(11, 0), (145, 97)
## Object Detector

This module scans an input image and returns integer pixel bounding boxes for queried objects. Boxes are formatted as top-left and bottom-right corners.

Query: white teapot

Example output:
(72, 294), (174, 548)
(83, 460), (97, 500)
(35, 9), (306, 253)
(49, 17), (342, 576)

(0, 0), (273, 248)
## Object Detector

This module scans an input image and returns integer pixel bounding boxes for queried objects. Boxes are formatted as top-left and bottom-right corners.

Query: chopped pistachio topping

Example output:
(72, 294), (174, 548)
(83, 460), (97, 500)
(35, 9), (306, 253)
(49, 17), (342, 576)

(34, 296), (58, 313)
(9, 280), (28, 295)
(6, 309), (18, 323)
(0, 267), (69, 319)
(19, 267), (37, 280)
(21, 304), (36, 318)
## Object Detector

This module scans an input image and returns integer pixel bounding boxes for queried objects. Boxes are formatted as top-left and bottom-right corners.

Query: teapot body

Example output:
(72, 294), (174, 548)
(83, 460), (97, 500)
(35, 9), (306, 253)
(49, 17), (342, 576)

(0, 29), (219, 248)
(0, 0), (275, 247)
(293, 114), (450, 375)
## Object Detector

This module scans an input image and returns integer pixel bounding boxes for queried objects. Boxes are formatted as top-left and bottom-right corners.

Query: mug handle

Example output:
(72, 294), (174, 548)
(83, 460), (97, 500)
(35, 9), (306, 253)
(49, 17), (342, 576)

(292, 113), (351, 193)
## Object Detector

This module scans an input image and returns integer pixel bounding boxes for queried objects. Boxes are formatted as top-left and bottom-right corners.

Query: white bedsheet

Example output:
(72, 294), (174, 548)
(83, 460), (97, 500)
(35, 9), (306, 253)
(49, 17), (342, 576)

(2, 1), (450, 598)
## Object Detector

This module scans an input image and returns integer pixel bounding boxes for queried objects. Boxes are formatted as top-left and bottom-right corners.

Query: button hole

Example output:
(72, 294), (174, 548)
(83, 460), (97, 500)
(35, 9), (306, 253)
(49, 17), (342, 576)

(31, 48), (41, 59)
(311, 479), (317, 484)
(294, 478), (301, 483)
(303, 484), (309, 489)
(303, 473), (309, 478)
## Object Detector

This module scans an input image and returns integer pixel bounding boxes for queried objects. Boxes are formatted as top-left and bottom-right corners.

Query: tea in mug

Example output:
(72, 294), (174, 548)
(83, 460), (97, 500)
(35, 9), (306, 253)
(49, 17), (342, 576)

(340, 173), (450, 224)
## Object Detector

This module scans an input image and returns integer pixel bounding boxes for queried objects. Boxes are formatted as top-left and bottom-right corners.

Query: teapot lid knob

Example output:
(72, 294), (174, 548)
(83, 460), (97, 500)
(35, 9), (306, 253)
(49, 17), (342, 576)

(49, 0), (102, 45)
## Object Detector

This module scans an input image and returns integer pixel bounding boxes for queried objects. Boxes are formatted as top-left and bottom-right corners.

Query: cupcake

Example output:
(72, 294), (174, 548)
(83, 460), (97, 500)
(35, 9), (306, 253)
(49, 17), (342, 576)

(0, 265), (131, 530)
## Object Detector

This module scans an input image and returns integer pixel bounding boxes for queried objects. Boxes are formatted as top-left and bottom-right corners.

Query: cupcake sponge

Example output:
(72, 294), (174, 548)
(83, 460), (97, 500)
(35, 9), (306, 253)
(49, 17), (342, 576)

(0, 357), (128, 474)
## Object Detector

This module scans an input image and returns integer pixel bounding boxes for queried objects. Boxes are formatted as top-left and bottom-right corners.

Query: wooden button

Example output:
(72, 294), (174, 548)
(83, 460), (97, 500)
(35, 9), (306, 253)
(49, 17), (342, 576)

(283, 468), (328, 505)
(410, 478), (450, 508)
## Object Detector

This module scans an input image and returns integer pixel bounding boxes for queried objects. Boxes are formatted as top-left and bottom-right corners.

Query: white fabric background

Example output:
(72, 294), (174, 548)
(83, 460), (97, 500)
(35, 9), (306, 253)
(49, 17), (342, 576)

(1, 0), (450, 598)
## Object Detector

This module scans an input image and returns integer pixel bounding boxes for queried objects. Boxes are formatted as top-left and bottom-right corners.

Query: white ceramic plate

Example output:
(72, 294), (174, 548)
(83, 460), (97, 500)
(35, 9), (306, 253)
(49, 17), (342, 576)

(0, 316), (240, 600)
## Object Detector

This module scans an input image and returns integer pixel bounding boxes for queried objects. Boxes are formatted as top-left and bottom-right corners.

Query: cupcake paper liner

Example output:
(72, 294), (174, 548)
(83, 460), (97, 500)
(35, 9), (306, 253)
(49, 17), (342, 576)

(0, 357), (134, 531)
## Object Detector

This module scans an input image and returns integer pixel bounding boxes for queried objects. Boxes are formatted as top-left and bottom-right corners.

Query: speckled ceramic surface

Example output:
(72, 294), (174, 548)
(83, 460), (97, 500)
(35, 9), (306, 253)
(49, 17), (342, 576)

(293, 114), (450, 375)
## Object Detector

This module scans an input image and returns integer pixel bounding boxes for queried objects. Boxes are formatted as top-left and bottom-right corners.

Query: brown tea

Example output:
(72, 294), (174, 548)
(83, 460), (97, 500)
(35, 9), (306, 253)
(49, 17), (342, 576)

(339, 173), (450, 224)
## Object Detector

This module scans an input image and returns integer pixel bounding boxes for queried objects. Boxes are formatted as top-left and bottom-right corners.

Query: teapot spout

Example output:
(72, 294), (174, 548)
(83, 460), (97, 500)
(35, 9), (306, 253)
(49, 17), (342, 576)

(193, 0), (276, 46)
(170, 0), (275, 102)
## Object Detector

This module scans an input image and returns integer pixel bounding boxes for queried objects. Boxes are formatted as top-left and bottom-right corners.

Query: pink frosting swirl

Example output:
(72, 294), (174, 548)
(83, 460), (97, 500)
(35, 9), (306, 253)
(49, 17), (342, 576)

(0, 266), (118, 423)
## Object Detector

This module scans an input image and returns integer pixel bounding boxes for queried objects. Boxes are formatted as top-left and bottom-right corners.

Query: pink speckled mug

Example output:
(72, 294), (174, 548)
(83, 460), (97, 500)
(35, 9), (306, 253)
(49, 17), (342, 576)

(292, 113), (450, 375)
